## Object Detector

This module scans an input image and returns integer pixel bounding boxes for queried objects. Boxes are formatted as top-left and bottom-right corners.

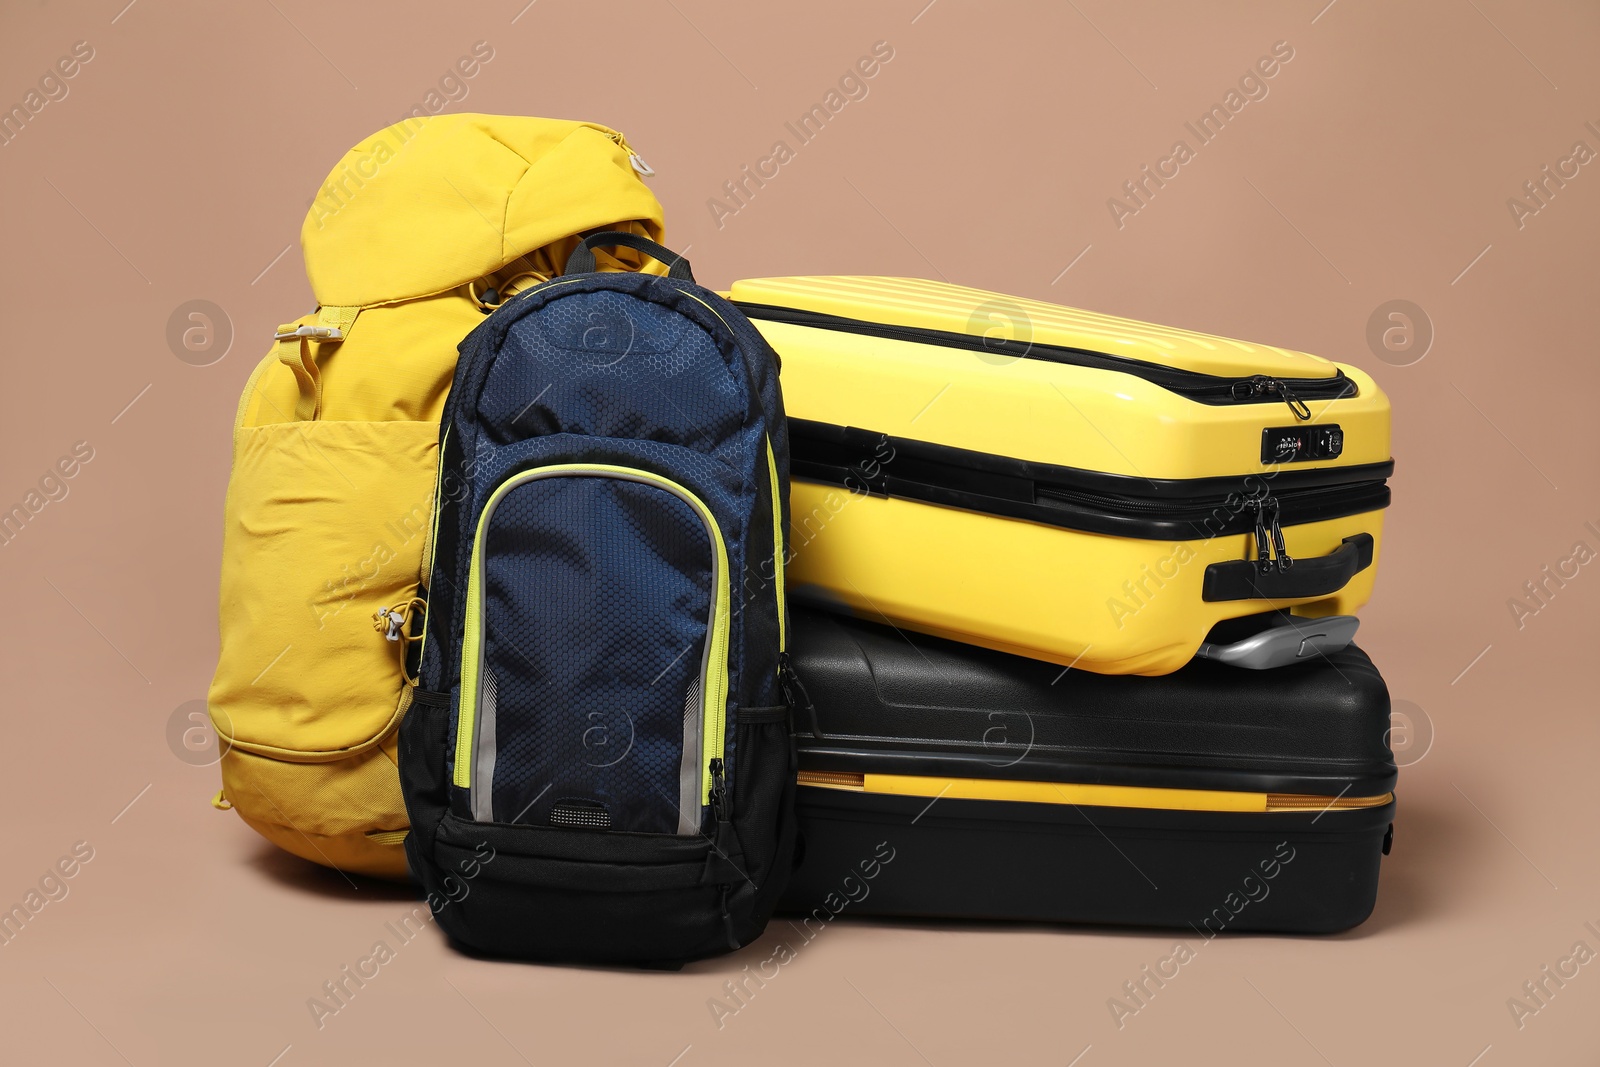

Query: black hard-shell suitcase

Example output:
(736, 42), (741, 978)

(780, 609), (1396, 934)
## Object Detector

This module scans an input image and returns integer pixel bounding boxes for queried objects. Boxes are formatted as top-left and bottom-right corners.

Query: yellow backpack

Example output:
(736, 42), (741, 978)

(207, 114), (666, 879)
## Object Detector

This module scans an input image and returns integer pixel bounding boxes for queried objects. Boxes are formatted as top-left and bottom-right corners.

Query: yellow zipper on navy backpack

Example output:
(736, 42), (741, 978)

(453, 464), (732, 810)
(765, 436), (786, 652)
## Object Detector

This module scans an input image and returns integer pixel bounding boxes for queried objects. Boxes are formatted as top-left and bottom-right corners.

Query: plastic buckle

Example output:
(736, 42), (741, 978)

(273, 325), (343, 342)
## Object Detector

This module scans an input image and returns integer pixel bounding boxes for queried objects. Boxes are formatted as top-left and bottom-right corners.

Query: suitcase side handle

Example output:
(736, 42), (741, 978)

(1197, 614), (1360, 669)
(1201, 533), (1374, 603)
(564, 231), (695, 282)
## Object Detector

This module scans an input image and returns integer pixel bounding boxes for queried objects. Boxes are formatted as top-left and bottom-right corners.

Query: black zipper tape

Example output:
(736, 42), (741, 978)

(791, 419), (1390, 542)
(736, 302), (1357, 412)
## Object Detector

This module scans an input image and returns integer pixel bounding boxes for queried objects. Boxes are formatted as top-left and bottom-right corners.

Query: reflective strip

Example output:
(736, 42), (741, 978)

(472, 669), (498, 821)
(679, 675), (704, 835)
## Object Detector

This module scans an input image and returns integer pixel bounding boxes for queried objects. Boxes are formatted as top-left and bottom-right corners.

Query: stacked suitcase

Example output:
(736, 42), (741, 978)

(731, 276), (1397, 933)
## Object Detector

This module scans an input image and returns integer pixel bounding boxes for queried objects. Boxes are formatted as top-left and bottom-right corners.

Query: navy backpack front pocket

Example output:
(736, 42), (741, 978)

(456, 464), (730, 835)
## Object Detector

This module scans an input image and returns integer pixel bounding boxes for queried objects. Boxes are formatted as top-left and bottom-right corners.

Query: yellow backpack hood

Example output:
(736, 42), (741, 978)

(301, 113), (666, 307)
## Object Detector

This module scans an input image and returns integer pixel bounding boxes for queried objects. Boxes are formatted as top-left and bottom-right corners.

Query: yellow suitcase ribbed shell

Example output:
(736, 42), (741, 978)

(730, 276), (1392, 676)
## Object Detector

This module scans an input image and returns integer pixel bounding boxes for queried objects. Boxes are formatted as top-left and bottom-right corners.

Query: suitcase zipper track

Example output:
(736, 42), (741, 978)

(734, 302), (1355, 415)
(1035, 482), (1389, 569)
(1035, 480), (1388, 524)
(792, 420), (1389, 543)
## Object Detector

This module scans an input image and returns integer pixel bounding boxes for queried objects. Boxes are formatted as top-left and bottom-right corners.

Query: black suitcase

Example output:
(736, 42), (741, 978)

(780, 609), (1396, 934)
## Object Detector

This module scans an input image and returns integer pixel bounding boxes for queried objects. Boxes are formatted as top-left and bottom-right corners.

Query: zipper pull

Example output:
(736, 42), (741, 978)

(604, 129), (656, 177)
(1248, 492), (1299, 575)
(1234, 375), (1313, 421)
(1267, 497), (1293, 572)
(779, 652), (823, 739)
(1248, 494), (1293, 573)
(1249, 494), (1274, 573)
(1274, 380), (1313, 421)
(709, 757), (728, 823)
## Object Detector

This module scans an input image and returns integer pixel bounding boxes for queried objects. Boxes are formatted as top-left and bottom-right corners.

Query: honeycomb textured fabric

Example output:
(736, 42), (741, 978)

(483, 476), (713, 833)
(478, 288), (752, 465)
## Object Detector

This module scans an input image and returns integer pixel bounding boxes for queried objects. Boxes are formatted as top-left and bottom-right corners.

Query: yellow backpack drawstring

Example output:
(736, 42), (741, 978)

(374, 597), (427, 684)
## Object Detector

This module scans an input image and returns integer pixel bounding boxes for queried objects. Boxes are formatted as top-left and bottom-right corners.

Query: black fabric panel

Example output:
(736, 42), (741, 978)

(730, 716), (799, 943)
(399, 690), (453, 888)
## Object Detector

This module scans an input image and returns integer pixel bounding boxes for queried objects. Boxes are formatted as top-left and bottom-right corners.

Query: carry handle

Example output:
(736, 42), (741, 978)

(1197, 614), (1360, 669)
(564, 231), (694, 282)
(1201, 533), (1374, 603)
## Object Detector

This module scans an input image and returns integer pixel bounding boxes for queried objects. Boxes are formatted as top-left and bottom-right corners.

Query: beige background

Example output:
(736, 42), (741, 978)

(3, 0), (1598, 1064)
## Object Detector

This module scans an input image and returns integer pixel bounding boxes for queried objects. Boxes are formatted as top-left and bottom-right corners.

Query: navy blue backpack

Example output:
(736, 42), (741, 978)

(401, 234), (799, 965)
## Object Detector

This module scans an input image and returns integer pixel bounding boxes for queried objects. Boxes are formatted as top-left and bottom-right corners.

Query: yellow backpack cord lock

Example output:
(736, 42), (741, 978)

(374, 598), (427, 684)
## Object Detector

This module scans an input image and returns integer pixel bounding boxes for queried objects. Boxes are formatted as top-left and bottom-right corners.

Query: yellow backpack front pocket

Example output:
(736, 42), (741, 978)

(208, 418), (438, 877)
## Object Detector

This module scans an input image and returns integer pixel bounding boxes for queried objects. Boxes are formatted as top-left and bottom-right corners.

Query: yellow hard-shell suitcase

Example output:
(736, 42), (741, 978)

(728, 276), (1392, 676)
